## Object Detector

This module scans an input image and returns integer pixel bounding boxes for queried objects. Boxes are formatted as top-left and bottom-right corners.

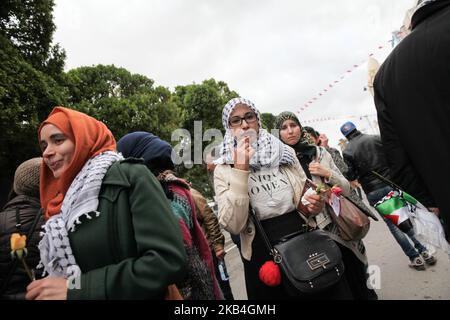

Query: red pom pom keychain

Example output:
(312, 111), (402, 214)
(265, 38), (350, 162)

(259, 261), (281, 286)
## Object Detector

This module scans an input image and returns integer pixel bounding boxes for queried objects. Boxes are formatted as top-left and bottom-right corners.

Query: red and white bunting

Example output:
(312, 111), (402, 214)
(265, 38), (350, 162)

(301, 113), (377, 124)
(296, 40), (392, 114)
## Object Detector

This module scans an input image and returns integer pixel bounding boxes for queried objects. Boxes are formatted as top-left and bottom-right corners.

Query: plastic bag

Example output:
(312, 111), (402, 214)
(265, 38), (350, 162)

(375, 190), (450, 257)
(409, 203), (450, 257)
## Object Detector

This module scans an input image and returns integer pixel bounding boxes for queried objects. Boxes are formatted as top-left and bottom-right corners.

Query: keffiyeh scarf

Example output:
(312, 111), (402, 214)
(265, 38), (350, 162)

(38, 151), (124, 277)
(215, 98), (296, 169)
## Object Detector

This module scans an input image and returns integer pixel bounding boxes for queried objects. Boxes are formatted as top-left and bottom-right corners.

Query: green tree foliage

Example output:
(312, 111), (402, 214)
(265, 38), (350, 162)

(0, 34), (67, 184)
(174, 79), (239, 198)
(0, 0), (67, 206)
(174, 79), (238, 134)
(0, 0), (66, 78)
(64, 65), (183, 141)
(1, 1), (244, 204)
(261, 112), (277, 131)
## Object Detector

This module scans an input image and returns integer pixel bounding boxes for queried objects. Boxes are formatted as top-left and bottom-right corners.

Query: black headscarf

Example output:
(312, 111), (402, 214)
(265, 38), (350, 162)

(117, 131), (174, 175)
(117, 131), (175, 198)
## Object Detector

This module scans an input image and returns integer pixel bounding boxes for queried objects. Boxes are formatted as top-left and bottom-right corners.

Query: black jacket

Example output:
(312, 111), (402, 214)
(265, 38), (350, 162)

(0, 195), (44, 299)
(374, 0), (450, 218)
(342, 131), (390, 195)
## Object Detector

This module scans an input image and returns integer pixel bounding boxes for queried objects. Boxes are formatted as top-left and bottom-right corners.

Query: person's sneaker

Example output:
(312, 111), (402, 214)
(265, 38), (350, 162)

(409, 257), (426, 270)
(421, 251), (437, 266)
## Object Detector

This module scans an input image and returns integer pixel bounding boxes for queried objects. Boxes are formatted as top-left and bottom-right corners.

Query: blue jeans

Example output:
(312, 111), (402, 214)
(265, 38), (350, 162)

(367, 186), (426, 260)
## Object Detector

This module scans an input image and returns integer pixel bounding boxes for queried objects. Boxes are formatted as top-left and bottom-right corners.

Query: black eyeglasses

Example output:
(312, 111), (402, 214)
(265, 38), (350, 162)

(229, 112), (257, 127)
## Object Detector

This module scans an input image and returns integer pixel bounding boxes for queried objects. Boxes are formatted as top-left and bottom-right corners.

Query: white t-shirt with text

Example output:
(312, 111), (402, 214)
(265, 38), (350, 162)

(248, 166), (295, 220)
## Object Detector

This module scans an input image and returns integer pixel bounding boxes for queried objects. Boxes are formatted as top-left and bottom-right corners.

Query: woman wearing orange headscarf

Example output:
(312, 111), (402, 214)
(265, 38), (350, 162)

(25, 107), (186, 300)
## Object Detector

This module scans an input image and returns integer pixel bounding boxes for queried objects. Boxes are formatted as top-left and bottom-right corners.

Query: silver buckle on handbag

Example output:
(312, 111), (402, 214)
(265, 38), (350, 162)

(307, 252), (330, 270)
(272, 249), (283, 264)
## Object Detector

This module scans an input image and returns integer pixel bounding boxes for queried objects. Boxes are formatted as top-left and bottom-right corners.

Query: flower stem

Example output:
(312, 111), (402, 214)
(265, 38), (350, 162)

(21, 259), (35, 281)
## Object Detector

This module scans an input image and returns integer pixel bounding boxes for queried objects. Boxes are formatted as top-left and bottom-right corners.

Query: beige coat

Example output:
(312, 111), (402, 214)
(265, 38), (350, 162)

(214, 146), (352, 261)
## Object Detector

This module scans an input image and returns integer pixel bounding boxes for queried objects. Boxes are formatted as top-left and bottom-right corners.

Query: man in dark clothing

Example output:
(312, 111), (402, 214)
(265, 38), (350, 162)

(340, 122), (390, 197)
(340, 122), (436, 270)
(373, 0), (450, 239)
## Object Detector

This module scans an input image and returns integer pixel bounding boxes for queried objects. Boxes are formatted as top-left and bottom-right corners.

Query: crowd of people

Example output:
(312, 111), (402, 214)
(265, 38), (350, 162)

(1, 0), (449, 300)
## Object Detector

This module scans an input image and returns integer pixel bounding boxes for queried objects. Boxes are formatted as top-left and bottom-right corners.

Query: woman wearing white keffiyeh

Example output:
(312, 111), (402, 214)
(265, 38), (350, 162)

(215, 97), (297, 169)
(25, 107), (186, 300)
(214, 98), (328, 299)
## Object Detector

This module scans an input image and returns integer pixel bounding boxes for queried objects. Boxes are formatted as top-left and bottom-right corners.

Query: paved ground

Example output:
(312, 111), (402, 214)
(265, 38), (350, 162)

(223, 205), (450, 300)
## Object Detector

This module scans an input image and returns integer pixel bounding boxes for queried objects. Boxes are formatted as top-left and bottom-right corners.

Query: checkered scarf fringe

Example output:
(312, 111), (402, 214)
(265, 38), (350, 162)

(38, 151), (123, 277)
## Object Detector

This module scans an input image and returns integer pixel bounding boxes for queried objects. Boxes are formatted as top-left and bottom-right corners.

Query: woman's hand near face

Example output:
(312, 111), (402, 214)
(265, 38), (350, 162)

(308, 161), (331, 179)
(233, 136), (255, 171)
(25, 277), (67, 300)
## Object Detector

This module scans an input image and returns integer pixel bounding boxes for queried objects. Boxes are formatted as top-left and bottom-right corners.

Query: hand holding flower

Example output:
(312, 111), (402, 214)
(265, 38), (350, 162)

(304, 193), (324, 216)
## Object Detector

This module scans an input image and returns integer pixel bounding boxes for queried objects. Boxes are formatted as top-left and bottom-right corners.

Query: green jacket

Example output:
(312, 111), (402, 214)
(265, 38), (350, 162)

(67, 158), (186, 300)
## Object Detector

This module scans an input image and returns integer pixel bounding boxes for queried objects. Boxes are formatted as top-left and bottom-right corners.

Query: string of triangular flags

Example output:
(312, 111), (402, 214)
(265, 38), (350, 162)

(296, 40), (394, 115)
(301, 113), (377, 125)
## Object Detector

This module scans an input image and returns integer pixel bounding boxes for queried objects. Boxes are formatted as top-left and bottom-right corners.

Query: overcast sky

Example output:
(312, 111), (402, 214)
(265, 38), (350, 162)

(53, 0), (415, 148)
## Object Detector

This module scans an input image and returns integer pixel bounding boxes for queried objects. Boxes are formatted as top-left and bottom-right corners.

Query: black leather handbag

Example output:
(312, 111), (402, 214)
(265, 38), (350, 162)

(251, 208), (344, 296)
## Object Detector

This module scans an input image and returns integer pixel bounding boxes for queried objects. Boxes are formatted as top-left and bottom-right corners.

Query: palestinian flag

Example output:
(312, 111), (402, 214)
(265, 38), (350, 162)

(374, 190), (414, 233)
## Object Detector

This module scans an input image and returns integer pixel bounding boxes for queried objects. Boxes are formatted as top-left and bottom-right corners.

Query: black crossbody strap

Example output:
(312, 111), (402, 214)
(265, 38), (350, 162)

(15, 208), (22, 231)
(371, 170), (402, 191)
(250, 205), (311, 264)
(26, 208), (43, 242)
(0, 208), (43, 296)
(249, 206), (285, 264)
(249, 206), (274, 252)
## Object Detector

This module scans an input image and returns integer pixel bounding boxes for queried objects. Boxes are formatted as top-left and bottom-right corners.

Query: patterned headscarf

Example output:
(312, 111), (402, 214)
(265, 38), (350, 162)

(275, 111), (316, 146)
(221, 97), (262, 130)
(215, 98), (296, 169)
(275, 111), (318, 175)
